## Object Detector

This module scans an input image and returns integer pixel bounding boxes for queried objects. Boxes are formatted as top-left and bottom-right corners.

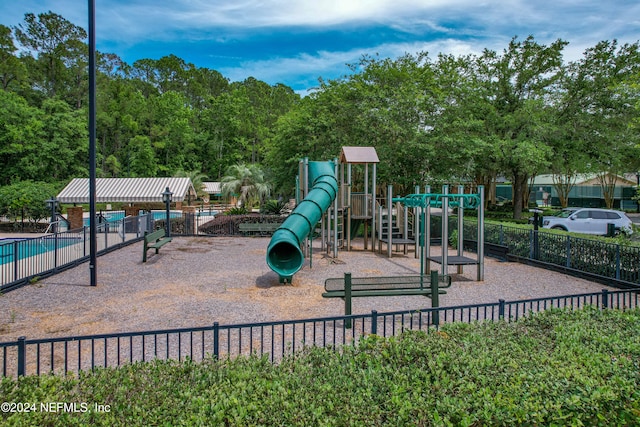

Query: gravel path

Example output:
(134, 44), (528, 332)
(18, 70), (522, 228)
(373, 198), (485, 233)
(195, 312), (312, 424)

(0, 236), (614, 341)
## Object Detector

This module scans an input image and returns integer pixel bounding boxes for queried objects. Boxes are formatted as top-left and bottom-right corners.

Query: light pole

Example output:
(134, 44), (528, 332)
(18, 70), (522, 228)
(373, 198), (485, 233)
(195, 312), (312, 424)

(45, 196), (58, 234)
(162, 187), (173, 237)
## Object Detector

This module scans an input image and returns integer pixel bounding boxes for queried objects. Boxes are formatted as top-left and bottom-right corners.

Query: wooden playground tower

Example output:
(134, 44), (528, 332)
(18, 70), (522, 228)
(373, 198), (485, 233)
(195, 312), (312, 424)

(297, 147), (379, 258)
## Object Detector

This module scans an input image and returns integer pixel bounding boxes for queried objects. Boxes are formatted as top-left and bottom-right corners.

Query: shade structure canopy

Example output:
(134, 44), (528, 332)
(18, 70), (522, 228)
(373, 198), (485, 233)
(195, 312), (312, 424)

(202, 182), (222, 196)
(57, 178), (197, 204)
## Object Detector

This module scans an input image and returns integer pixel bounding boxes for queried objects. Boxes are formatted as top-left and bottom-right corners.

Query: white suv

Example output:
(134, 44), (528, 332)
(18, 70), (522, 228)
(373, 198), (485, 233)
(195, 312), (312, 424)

(542, 208), (633, 235)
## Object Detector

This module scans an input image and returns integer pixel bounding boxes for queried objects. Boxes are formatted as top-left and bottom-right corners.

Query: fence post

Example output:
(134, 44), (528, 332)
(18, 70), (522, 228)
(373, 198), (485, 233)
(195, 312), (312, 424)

(566, 236), (571, 268)
(54, 232), (59, 269)
(344, 273), (352, 329)
(430, 270), (440, 327)
(499, 224), (504, 246)
(371, 310), (378, 335)
(528, 229), (534, 259)
(213, 322), (219, 360)
(615, 245), (621, 280)
(17, 336), (26, 376)
(13, 240), (18, 283)
(498, 299), (505, 320)
(602, 289), (609, 309)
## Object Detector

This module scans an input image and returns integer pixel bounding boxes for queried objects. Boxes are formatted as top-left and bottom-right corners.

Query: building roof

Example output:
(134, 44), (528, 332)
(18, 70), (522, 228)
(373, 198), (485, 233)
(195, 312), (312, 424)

(531, 173), (636, 186)
(340, 146), (379, 164)
(57, 178), (197, 204)
(202, 182), (222, 195)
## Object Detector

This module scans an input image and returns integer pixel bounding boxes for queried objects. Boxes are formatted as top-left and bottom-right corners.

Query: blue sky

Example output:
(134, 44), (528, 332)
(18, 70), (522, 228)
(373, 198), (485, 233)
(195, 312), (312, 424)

(1, 1), (639, 94)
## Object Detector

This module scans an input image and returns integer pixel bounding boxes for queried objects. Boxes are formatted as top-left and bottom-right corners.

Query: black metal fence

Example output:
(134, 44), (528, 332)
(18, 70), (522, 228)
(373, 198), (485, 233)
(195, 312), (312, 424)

(0, 211), (292, 292)
(0, 214), (156, 293)
(461, 222), (640, 286)
(2, 288), (638, 378)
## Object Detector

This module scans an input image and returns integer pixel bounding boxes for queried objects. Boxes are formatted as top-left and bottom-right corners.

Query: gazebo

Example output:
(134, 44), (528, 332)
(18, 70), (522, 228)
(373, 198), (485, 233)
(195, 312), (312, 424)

(56, 177), (197, 229)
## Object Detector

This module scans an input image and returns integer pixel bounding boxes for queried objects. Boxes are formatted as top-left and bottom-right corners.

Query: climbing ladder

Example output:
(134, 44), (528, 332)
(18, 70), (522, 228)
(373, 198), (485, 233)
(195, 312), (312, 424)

(324, 207), (344, 252)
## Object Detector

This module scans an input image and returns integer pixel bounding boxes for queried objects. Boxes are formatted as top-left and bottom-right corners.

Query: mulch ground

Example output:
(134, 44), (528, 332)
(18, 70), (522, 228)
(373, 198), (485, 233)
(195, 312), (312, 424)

(0, 236), (614, 341)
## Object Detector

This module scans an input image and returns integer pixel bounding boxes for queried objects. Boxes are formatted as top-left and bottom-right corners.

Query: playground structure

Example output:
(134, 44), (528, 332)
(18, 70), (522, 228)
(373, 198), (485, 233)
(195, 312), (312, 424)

(266, 160), (338, 282)
(390, 185), (485, 281)
(266, 146), (485, 283)
(266, 147), (379, 283)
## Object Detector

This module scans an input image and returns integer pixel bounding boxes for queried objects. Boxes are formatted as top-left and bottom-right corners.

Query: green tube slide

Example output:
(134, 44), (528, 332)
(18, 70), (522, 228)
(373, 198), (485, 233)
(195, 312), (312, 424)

(266, 161), (338, 283)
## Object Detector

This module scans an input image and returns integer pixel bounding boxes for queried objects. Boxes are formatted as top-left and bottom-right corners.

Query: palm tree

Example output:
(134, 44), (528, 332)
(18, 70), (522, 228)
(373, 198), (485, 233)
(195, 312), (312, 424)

(174, 170), (209, 205)
(221, 163), (271, 208)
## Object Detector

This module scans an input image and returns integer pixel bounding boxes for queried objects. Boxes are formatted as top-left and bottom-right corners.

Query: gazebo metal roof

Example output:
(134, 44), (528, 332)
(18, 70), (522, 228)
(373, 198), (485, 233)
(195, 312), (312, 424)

(57, 178), (196, 204)
(202, 182), (222, 195)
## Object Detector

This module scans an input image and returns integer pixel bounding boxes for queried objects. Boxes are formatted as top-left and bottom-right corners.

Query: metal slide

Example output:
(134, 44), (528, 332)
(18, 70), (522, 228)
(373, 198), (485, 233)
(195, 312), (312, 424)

(266, 161), (338, 282)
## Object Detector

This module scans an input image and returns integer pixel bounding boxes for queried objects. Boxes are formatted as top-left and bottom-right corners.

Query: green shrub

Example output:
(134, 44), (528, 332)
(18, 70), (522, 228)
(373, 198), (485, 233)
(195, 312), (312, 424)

(2, 308), (639, 426)
(260, 199), (287, 215)
(225, 206), (249, 215)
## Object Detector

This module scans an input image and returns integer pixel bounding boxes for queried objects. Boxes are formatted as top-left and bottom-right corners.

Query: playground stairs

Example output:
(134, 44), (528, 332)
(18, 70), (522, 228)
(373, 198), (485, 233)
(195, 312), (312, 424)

(377, 211), (414, 241)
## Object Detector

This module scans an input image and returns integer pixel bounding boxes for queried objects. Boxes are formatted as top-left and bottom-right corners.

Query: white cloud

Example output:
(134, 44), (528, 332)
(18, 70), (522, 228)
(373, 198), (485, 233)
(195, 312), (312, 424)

(2, 0), (638, 93)
(218, 38), (493, 92)
(177, 0), (463, 28)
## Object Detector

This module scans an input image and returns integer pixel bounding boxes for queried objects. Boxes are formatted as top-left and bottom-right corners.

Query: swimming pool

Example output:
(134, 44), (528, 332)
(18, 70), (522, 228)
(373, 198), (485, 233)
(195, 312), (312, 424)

(0, 236), (82, 265)
(83, 210), (216, 226)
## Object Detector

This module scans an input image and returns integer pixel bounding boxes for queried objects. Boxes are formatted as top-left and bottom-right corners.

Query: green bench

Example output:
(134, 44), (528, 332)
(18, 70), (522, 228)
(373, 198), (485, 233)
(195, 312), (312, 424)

(323, 271), (451, 327)
(238, 222), (282, 236)
(142, 229), (172, 262)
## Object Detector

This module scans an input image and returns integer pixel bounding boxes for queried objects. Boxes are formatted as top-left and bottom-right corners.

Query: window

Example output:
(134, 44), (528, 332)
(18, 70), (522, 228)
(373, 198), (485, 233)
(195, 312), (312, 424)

(574, 210), (590, 219)
(591, 211), (608, 220)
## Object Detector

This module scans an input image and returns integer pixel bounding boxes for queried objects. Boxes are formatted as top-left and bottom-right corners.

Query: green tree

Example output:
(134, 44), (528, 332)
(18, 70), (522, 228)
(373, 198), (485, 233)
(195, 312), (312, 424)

(474, 36), (566, 218)
(198, 91), (244, 179)
(127, 135), (158, 177)
(0, 180), (60, 226)
(429, 53), (496, 198)
(173, 169), (209, 204)
(567, 40), (640, 208)
(0, 90), (43, 185)
(0, 24), (27, 91)
(96, 76), (148, 176)
(13, 11), (87, 102)
(221, 163), (271, 208)
(150, 91), (197, 174)
(22, 98), (88, 180)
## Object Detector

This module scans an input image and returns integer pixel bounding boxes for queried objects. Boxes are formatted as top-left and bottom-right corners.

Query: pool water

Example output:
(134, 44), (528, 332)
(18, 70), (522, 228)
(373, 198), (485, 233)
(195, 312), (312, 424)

(0, 237), (81, 265)
(1, 210), (219, 265)
(83, 210), (215, 226)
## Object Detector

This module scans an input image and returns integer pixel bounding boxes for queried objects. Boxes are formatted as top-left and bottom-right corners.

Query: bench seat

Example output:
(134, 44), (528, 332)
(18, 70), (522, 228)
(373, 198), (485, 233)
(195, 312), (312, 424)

(143, 229), (172, 262)
(322, 272), (451, 327)
(322, 288), (446, 298)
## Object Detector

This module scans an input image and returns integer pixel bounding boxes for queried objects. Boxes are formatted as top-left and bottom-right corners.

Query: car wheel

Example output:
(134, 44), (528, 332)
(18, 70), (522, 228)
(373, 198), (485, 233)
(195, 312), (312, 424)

(551, 226), (567, 231)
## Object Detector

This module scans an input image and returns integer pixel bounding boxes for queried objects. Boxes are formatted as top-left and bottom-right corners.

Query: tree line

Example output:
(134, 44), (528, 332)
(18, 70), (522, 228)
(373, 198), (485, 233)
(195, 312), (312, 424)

(1, 11), (639, 220)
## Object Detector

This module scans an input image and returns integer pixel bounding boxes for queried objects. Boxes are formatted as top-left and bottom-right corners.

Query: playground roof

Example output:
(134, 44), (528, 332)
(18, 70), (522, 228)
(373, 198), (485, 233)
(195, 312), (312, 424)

(56, 178), (197, 204)
(340, 146), (379, 164)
